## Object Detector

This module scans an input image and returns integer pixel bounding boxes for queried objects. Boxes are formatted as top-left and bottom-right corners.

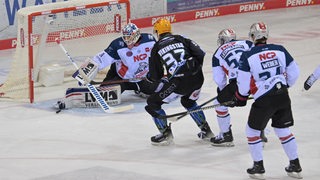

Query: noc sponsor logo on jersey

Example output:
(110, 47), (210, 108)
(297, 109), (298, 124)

(259, 52), (276, 60)
(133, 54), (148, 62)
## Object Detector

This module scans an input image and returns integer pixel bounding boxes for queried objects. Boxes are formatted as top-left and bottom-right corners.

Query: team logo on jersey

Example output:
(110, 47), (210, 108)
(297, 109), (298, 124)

(126, 51), (133, 57)
(135, 62), (148, 77)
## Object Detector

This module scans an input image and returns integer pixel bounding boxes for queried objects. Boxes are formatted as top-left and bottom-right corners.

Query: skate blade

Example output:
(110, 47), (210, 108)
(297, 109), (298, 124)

(151, 139), (174, 146)
(249, 173), (266, 180)
(211, 142), (235, 147)
(287, 172), (303, 179)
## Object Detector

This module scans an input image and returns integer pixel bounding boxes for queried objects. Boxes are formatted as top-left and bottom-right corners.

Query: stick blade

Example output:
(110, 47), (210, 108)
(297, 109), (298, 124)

(109, 104), (134, 113)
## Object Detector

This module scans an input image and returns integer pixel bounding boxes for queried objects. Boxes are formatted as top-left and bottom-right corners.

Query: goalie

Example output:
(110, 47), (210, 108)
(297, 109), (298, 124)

(56, 23), (157, 110)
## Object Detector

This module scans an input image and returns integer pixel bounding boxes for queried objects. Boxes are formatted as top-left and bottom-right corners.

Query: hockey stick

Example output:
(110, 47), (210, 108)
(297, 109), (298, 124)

(90, 77), (146, 86)
(163, 97), (254, 121)
(159, 101), (235, 121)
(55, 38), (134, 113)
(174, 96), (217, 121)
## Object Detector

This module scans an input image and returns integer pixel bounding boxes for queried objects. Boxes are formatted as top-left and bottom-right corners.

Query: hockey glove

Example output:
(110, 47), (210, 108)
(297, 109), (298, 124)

(227, 91), (248, 107)
(155, 77), (169, 93)
(217, 80), (237, 104)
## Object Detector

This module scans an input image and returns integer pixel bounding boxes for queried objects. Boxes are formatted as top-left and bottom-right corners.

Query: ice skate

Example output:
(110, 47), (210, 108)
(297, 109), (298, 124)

(285, 158), (303, 179)
(211, 126), (234, 147)
(304, 74), (316, 90)
(151, 125), (174, 146)
(197, 122), (214, 141)
(247, 160), (265, 179)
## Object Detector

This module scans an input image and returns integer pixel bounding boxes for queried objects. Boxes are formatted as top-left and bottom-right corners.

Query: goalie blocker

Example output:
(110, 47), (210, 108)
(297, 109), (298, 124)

(55, 84), (121, 111)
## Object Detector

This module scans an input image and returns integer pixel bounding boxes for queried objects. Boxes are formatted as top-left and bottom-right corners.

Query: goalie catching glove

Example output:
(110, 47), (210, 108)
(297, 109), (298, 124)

(72, 58), (99, 86)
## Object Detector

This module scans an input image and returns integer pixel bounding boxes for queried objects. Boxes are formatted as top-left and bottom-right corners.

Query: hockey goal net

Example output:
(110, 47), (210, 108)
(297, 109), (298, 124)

(0, 0), (130, 103)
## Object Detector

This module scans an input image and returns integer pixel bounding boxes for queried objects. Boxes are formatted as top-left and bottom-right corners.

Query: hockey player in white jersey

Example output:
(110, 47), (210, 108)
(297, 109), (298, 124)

(228, 22), (302, 179)
(304, 64), (320, 90)
(211, 29), (267, 147)
(56, 23), (157, 110)
(211, 29), (253, 146)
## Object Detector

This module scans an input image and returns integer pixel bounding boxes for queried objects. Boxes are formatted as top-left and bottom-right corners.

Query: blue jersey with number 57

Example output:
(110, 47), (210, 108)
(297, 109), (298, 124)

(237, 44), (299, 99)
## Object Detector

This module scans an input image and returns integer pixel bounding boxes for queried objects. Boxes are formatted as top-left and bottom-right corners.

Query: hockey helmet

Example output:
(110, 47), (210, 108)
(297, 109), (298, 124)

(249, 22), (269, 43)
(153, 18), (172, 37)
(122, 23), (141, 48)
(217, 28), (237, 46)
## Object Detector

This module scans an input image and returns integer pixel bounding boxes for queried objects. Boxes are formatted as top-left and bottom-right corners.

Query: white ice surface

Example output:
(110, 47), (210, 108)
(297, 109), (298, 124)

(0, 5), (319, 180)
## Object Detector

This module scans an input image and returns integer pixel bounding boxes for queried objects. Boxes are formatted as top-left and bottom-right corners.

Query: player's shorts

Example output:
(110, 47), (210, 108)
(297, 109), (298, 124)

(248, 83), (294, 130)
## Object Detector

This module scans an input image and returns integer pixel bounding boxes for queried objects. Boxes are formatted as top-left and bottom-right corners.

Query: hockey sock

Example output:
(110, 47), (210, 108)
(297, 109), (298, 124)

(216, 111), (230, 133)
(153, 109), (168, 133)
(214, 99), (231, 133)
(246, 124), (263, 162)
(274, 127), (298, 160)
(187, 103), (206, 127)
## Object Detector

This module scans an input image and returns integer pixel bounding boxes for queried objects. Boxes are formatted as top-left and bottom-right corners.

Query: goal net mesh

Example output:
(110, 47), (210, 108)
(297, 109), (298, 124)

(0, 0), (129, 103)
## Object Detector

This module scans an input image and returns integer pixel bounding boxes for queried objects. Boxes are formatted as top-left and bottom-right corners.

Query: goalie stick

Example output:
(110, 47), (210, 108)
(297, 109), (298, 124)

(90, 77), (146, 86)
(55, 38), (134, 113)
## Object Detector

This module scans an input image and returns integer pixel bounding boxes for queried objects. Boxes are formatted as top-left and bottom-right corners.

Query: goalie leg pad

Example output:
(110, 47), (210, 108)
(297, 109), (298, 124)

(59, 84), (121, 109)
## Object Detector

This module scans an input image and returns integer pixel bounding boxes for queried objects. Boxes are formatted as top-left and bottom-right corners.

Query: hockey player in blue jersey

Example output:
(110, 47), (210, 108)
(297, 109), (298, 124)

(56, 23), (157, 110)
(145, 18), (214, 145)
(228, 22), (302, 179)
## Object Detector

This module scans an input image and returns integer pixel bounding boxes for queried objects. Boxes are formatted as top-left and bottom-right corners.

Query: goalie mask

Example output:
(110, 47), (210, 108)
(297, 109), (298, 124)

(217, 29), (236, 46)
(122, 23), (141, 49)
(249, 22), (269, 43)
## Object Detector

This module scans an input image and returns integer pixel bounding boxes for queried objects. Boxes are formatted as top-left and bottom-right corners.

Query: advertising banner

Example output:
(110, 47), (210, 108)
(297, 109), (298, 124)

(132, 0), (320, 29)
(167, 0), (259, 13)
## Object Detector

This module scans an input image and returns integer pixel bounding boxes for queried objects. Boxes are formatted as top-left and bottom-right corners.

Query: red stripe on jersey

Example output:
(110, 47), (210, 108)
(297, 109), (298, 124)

(118, 63), (128, 77)
(250, 76), (257, 94)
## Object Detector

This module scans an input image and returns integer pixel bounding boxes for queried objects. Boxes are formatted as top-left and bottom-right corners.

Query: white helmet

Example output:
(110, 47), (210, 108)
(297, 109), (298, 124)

(249, 22), (269, 43)
(217, 29), (236, 46)
(122, 23), (141, 48)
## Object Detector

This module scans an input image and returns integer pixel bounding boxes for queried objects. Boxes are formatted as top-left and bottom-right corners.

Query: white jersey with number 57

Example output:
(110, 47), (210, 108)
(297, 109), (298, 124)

(212, 40), (253, 90)
(237, 44), (299, 99)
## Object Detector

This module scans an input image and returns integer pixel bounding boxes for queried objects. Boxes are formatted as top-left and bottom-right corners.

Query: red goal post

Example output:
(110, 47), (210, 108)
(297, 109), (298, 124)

(0, 0), (130, 103)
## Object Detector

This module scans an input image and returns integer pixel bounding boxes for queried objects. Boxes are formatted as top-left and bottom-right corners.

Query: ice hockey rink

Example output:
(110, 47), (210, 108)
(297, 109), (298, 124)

(0, 5), (319, 180)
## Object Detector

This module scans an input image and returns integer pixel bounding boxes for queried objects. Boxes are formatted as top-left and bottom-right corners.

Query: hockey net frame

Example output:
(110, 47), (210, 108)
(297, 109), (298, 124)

(0, 0), (130, 103)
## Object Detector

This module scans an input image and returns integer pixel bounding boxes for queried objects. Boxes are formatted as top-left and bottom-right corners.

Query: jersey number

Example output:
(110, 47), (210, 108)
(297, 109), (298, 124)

(163, 49), (186, 75)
